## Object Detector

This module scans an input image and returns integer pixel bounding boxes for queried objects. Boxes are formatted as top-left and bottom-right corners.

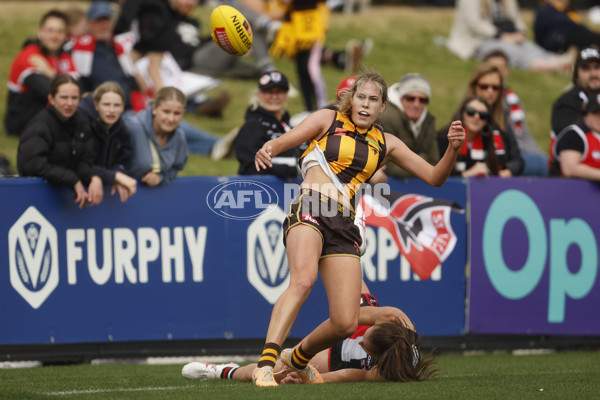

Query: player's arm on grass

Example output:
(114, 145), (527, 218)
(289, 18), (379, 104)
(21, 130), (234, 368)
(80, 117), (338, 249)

(358, 306), (413, 329)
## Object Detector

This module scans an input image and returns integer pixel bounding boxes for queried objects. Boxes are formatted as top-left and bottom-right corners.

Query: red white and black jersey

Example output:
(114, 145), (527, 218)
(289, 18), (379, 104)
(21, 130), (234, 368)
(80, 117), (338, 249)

(550, 119), (600, 176)
(7, 43), (78, 94)
(328, 293), (378, 372)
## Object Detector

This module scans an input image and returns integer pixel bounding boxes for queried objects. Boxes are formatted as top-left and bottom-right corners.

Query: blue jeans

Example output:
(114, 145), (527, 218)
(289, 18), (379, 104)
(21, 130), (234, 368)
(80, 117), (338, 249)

(179, 119), (218, 155)
(521, 152), (549, 177)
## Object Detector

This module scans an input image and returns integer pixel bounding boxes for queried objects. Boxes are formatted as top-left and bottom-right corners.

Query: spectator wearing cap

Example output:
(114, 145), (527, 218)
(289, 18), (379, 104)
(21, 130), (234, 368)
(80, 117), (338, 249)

(548, 47), (600, 167)
(549, 89), (600, 180)
(378, 73), (439, 179)
(5, 9), (79, 136)
(234, 71), (300, 178)
(72, 1), (143, 111)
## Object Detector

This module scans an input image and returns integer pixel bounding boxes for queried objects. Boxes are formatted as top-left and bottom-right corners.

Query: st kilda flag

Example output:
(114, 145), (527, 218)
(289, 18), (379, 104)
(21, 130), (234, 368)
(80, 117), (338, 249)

(358, 192), (463, 281)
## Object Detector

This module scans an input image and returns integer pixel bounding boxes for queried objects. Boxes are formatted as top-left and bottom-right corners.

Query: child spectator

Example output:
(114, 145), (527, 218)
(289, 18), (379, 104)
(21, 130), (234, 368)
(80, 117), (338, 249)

(17, 74), (101, 208)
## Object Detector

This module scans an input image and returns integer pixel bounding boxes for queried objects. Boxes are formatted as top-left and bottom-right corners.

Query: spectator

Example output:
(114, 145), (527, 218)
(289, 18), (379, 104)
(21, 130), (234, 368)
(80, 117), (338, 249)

(484, 51), (548, 176)
(72, 1), (232, 158)
(459, 62), (524, 176)
(64, 6), (87, 49)
(446, 0), (571, 72)
(17, 74), (102, 208)
(72, 1), (144, 111)
(378, 73), (439, 179)
(548, 47), (600, 168)
(125, 86), (189, 186)
(550, 90), (600, 179)
(552, 47), (600, 137)
(234, 71), (299, 178)
(5, 9), (79, 136)
(438, 96), (505, 177)
(534, 0), (600, 54)
(127, 0), (261, 84)
(78, 82), (138, 202)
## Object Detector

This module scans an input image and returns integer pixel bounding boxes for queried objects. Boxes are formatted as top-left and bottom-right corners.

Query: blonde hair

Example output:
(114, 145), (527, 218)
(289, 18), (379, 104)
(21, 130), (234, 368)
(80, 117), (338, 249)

(92, 81), (125, 104)
(154, 86), (186, 108)
(336, 72), (388, 116)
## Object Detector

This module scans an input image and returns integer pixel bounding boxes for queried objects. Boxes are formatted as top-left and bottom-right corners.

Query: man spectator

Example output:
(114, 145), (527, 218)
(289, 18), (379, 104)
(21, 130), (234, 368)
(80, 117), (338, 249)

(550, 90), (600, 180)
(549, 47), (600, 161)
(72, 1), (144, 111)
(5, 10), (79, 136)
(378, 73), (439, 179)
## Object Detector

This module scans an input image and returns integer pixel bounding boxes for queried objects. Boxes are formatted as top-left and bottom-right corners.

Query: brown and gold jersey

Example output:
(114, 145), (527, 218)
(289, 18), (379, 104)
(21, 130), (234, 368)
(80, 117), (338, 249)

(300, 112), (387, 199)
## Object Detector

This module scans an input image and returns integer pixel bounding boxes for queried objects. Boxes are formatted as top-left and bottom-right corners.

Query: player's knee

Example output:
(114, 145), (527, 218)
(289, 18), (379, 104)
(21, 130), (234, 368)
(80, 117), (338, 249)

(330, 317), (358, 339)
(288, 276), (315, 299)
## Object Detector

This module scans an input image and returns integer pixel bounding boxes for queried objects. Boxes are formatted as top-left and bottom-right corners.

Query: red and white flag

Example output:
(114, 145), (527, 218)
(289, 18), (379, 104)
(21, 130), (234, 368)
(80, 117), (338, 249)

(359, 192), (463, 280)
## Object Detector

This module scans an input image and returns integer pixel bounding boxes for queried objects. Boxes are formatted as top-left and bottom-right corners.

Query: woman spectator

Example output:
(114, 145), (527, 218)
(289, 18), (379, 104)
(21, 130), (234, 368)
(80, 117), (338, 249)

(17, 74), (102, 208)
(234, 71), (299, 179)
(438, 96), (504, 177)
(125, 86), (189, 186)
(461, 62), (524, 176)
(79, 81), (138, 202)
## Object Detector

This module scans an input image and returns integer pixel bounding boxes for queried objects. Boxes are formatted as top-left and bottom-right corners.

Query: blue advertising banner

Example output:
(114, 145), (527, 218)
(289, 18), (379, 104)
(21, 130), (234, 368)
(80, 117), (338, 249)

(469, 178), (600, 335)
(0, 176), (467, 346)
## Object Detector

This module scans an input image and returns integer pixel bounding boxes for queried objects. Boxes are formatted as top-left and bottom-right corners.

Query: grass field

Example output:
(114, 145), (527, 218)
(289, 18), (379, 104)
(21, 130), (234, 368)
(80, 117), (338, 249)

(0, 2), (584, 177)
(1, 351), (599, 399)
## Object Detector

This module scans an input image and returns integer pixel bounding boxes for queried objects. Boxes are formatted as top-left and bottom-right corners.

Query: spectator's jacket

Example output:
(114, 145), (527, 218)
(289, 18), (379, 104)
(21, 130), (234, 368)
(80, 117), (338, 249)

(5, 40), (79, 136)
(438, 123), (524, 176)
(72, 34), (142, 110)
(549, 85), (587, 164)
(549, 119), (600, 177)
(133, 0), (200, 70)
(534, 3), (579, 53)
(234, 105), (298, 178)
(124, 103), (188, 186)
(78, 96), (133, 186)
(17, 106), (96, 188)
(378, 102), (438, 179)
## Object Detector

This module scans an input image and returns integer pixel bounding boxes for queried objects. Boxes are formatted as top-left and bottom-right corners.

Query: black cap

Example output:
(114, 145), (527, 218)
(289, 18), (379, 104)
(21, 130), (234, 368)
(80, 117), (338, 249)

(573, 48), (600, 84)
(585, 91), (600, 113)
(258, 71), (289, 91)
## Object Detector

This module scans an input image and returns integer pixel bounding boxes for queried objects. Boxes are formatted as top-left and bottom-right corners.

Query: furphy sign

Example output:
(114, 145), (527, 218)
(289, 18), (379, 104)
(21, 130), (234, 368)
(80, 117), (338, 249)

(8, 207), (209, 309)
(469, 178), (600, 335)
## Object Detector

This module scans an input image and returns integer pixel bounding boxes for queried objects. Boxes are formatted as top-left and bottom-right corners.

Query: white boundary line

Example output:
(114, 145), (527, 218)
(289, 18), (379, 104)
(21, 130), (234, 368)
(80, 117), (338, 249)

(46, 385), (193, 396)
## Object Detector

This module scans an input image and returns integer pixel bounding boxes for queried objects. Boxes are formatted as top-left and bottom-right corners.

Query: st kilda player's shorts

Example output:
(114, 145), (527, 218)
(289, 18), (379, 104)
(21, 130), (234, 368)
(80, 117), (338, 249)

(283, 188), (362, 258)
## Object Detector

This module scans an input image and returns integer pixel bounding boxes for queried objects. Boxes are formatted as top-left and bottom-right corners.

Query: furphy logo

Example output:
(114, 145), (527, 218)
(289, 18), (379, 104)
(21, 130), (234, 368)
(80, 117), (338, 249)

(8, 206), (59, 309)
(247, 205), (289, 304)
(206, 180), (279, 220)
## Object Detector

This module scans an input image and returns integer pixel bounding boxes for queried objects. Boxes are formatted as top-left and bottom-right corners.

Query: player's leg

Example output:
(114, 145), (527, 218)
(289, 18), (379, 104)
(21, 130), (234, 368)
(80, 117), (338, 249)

(280, 256), (361, 383)
(253, 224), (322, 386)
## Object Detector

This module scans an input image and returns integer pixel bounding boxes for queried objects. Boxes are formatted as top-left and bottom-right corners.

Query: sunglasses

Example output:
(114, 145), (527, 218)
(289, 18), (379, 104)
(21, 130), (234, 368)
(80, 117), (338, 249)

(464, 105), (491, 121)
(403, 95), (429, 104)
(476, 83), (501, 92)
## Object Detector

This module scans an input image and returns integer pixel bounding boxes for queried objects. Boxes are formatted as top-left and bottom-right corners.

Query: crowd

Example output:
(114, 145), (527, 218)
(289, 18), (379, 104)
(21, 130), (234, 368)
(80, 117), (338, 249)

(2, 0), (600, 386)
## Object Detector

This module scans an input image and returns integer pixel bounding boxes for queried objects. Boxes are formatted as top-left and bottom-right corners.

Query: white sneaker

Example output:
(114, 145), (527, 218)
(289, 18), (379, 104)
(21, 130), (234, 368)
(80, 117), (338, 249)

(211, 127), (239, 160)
(181, 361), (240, 380)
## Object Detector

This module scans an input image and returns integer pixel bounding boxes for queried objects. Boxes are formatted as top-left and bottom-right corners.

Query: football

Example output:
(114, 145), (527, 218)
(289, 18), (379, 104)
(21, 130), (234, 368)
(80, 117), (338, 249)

(210, 5), (253, 56)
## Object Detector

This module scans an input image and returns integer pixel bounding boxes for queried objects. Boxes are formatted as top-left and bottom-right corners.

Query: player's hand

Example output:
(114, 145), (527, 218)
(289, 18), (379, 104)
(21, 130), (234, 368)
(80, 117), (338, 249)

(255, 140), (275, 171)
(447, 120), (465, 150)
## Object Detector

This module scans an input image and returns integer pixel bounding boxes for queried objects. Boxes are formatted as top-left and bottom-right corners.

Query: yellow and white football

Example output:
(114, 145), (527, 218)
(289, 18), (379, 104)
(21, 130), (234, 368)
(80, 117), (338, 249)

(210, 5), (253, 56)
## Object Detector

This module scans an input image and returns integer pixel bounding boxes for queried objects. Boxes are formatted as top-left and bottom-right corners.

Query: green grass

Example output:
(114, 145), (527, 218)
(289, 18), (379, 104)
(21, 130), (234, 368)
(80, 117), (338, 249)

(1, 351), (599, 399)
(0, 2), (576, 177)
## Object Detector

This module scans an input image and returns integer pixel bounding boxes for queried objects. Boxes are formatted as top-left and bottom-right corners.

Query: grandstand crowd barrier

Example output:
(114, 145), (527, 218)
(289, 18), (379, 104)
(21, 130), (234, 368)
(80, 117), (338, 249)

(1, 176), (598, 359)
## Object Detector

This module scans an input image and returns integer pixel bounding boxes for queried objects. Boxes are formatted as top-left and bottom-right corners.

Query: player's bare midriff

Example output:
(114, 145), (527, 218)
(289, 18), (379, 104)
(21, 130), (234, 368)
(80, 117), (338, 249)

(300, 165), (354, 211)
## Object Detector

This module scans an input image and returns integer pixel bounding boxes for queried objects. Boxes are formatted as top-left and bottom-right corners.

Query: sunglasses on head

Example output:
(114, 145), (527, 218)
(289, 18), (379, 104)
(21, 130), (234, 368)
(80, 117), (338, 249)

(403, 95), (429, 104)
(464, 105), (491, 121)
(476, 83), (501, 92)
